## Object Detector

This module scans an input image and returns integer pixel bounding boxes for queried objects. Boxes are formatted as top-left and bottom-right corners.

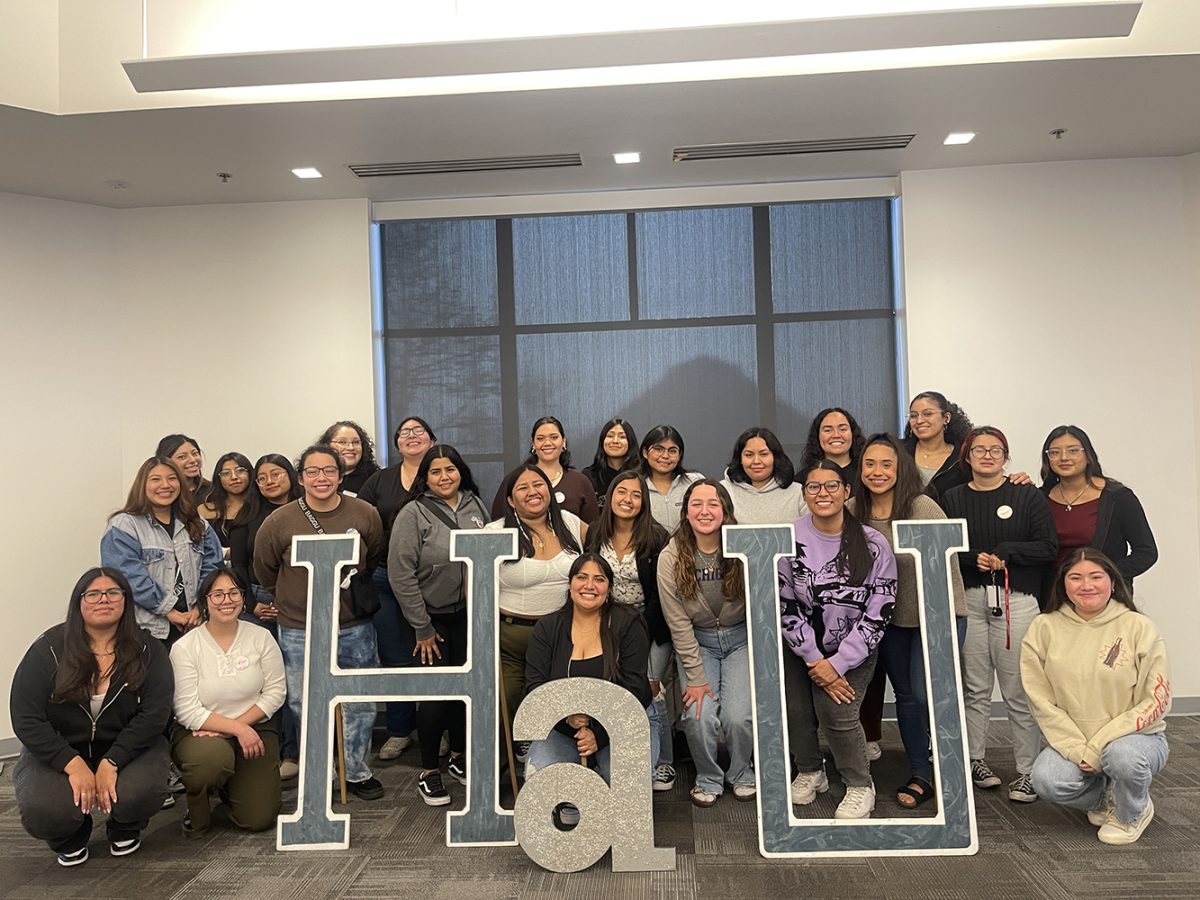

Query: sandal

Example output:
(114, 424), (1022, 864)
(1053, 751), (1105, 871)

(896, 776), (936, 809)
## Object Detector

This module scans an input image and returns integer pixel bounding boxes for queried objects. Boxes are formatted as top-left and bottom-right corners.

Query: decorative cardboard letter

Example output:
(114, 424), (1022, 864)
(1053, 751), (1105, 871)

(513, 678), (676, 873)
(723, 520), (977, 858)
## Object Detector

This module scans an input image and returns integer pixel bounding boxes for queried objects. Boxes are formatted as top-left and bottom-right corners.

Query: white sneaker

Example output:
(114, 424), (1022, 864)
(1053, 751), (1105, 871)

(1087, 790), (1114, 826)
(865, 741), (882, 762)
(279, 759), (299, 781)
(835, 782), (876, 820)
(790, 768), (829, 805)
(378, 735), (412, 761)
(1098, 799), (1154, 845)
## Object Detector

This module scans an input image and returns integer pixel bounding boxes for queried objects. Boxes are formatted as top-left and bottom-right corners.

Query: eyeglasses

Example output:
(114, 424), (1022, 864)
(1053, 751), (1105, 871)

(256, 471), (288, 484)
(650, 445), (681, 458)
(330, 439), (361, 448)
(970, 446), (1006, 459)
(907, 410), (943, 421)
(397, 426), (427, 438)
(206, 588), (244, 604)
(81, 588), (125, 603)
(803, 480), (845, 496)
(1046, 446), (1084, 460)
(219, 467), (249, 479)
(302, 466), (340, 478)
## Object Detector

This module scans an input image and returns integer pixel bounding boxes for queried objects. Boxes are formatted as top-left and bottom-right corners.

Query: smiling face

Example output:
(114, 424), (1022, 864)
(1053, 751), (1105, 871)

(570, 560), (610, 614)
(818, 412), (852, 460)
(145, 464), (181, 510)
(329, 426), (363, 472)
(643, 439), (681, 476)
(907, 397), (950, 442)
(741, 436), (775, 488)
(204, 573), (245, 623)
(425, 455), (462, 501)
(218, 460), (250, 496)
(860, 444), (898, 497)
(255, 463), (292, 503)
(509, 468), (550, 520)
(396, 419), (433, 463)
(603, 426), (629, 465)
(686, 484), (724, 536)
(1046, 433), (1088, 480)
(802, 468), (849, 520)
(531, 424), (565, 465)
(300, 451), (342, 503)
(80, 575), (126, 630)
(609, 476), (643, 522)
(1063, 559), (1113, 620)
(967, 434), (1008, 478)
(170, 441), (203, 481)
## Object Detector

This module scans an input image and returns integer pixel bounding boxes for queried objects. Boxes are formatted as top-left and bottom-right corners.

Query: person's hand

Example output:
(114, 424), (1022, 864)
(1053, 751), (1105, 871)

(565, 714), (590, 730)
(1079, 760), (1097, 774)
(976, 552), (1006, 572)
(184, 607), (202, 629)
(648, 679), (661, 698)
(575, 725), (598, 758)
(64, 756), (97, 813)
(192, 729), (224, 738)
(806, 658), (839, 687)
(822, 676), (856, 705)
(94, 759), (119, 813)
(236, 724), (265, 759)
(254, 602), (277, 621)
(413, 633), (444, 665)
(683, 683), (716, 718)
(1007, 471), (1033, 486)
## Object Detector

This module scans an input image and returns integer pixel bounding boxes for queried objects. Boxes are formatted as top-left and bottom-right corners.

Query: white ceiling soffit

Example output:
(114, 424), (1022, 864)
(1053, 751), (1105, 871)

(122, 2), (1141, 93)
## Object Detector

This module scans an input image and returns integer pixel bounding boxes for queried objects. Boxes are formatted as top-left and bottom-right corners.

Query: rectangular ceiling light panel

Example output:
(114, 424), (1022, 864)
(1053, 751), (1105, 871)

(673, 134), (915, 162)
(348, 153), (583, 176)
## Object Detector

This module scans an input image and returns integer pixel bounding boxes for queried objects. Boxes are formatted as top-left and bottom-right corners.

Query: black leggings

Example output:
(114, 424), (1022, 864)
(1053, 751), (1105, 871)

(418, 608), (469, 770)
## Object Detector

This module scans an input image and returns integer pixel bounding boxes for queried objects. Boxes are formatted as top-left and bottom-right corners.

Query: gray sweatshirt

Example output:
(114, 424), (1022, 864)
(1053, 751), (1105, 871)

(387, 492), (489, 640)
(719, 472), (809, 525)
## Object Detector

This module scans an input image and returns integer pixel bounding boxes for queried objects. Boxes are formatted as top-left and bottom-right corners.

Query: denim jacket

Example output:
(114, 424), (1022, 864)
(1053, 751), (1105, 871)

(100, 513), (223, 639)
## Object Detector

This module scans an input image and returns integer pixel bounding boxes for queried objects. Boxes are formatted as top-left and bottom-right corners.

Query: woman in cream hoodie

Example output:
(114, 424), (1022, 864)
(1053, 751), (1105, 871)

(1021, 548), (1170, 845)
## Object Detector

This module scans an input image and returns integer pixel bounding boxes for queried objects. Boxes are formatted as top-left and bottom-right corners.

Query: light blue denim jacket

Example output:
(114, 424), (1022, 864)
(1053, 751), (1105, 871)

(100, 512), (223, 639)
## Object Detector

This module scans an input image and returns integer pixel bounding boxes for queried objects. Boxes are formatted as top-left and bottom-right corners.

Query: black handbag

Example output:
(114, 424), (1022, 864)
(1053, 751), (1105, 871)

(297, 498), (381, 617)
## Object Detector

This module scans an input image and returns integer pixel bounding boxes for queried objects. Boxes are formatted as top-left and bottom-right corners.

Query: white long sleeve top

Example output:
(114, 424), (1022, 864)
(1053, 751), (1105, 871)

(170, 621), (286, 731)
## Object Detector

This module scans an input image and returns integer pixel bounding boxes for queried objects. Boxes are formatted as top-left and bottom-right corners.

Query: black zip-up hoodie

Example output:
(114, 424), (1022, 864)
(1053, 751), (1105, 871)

(9, 624), (173, 771)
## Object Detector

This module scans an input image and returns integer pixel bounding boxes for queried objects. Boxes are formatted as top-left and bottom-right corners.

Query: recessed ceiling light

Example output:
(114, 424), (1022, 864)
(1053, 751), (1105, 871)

(943, 132), (976, 146)
(612, 152), (641, 165)
(292, 167), (323, 178)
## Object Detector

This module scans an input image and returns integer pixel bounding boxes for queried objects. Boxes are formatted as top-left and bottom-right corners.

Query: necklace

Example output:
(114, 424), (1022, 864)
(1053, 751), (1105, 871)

(695, 547), (721, 578)
(1058, 483), (1089, 512)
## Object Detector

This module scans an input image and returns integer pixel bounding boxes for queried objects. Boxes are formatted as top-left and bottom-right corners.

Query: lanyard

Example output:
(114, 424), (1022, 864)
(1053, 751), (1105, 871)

(990, 567), (1012, 649)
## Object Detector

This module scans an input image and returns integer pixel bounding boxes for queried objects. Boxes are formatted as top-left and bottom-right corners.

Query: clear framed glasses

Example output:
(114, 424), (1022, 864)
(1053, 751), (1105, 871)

(330, 439), (362, 448)
(970, 446), (1006, 459)
(907, 409), (943, 421)
(302, 465), (340, 478)
(650, 444), (681, 458)
(81, 588), (125, 603)
(207, 588), (244, 604)
(803, 480), (845, 496)
(397, 426), (427, 438)
(256, 471), (287, 484)
(1045, 446), (1085, 460)
(219, 466), (249, 479)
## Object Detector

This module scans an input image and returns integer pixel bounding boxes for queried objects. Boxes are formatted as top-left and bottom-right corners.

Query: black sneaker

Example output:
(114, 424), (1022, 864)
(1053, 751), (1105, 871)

(56, 846), (89, 867)
(447, 755), (467, 786)
(109, 836), (140, 857)
(514, 742), (531, 764)
(345, 776), (385, 801)
(181, 815), (209, 839)
(160, 794), (176, 810)
(418, 771), (451, 806)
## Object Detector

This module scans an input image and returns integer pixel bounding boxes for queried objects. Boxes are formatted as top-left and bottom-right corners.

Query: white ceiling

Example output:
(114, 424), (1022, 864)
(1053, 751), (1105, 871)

(1, 2), (1198, 210)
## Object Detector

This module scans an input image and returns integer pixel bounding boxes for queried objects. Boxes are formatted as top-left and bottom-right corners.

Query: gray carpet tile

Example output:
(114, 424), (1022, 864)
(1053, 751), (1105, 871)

(1, 717), (1198, 899)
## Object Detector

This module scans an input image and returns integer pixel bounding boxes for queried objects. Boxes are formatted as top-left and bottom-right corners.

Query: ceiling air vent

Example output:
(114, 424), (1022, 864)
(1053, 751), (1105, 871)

(349, 153), (583, 177)
(673, 135), (914, 162)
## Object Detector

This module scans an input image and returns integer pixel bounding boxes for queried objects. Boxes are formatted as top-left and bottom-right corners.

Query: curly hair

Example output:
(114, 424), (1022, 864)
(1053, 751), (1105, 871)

(902, 391), (974, 453)
(317, 420), (380, 478)
(800, 408), (866, 472)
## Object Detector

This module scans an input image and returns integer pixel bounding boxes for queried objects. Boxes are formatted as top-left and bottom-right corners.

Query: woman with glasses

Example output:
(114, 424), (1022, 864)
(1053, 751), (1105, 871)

(198, 452), (255, 551)
(799, 408), (866, 495)
(638, 425), (704, 533)
(317, 420), (381, 496)
(1038, 425), (1157, 589)
(11, 568), (172, 867)
(359, 416), (437, 763)
(156, 434), (211, 504)
(780, 462), (897, 820)
(940, 427), (1058, 804)
(170, 566), (285, 836)
(720, 426), (807, 525)
(581, 418), (638, 511)
(901, 392), (975, 498)
(491, 416), (599, 524)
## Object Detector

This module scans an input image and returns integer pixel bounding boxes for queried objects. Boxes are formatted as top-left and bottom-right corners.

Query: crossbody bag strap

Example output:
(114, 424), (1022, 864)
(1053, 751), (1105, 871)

(417, 495), (462, 532)
(297, 498), (325, 535)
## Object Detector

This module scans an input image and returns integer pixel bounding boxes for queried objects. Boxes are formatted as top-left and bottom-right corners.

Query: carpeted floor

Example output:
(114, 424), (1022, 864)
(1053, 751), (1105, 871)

(2, 717), (1198, 899)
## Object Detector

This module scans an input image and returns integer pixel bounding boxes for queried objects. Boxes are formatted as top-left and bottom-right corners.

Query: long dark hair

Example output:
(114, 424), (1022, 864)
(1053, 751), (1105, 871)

(670, 480), (745, 604)
(637, 424), (690, 480)
(413, 444), (482, 498)
(156, 433), (208, 493)
(561, 552), (644, 683)
(857, 433), (924, 521)
(254, 453), (302, 504)
(317, 420), (380, 477)
(501, 464), (582, 561)
(1039, 425), (1106, 491)
(53, 568), (147, 704)
(800, 408), (866, 472)
(112, 456), (207, 542)
(590, 418), (638, 472)
(902, 391), (974, 452)
(804, 461), (874, 585)
(586, 471), (669, 560)
(725, 426), (795, 488)
(523, 416), (573, 469)
(1045, 548), (1136, 615)
(205, 452), (256, 528)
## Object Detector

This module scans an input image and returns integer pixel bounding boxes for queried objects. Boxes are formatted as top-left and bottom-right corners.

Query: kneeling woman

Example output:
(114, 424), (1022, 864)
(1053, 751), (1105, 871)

(779, 461), (897, 820)
(170, 566), (286, 835)
(658, 480), (754, 807)
(10, 568), (173, 867)
(1022, 550), (1170, 845)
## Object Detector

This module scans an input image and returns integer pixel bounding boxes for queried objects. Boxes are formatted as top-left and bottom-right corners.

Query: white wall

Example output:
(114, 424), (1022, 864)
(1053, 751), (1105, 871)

(900, 157), (1200, 701)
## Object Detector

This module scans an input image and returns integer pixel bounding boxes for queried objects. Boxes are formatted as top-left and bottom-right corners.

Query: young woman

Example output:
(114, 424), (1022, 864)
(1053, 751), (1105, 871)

(388, 445), (489, 806)
(1038, 425), (1157, 589)
(100, 457), (224, 648)
(199, 452), (255, 549)
(170, 567), (285, 836)
(359, 416), (437, 762)
(581, 418), (638, 509)
(525, 553), (653, 824)
(852, 433), (966, 808)
(658, 480), (753, 808)
(586, 471), (674, 790)
(779, 461), (897, 820)
(317, 419), (381, 496)
(486, 464), (587, 752)
(719, 426), (807, 525)
(1023, 549), (1170, 845)
(799, 408), (866, 492)
(156, 433), (211, 504)
(11, 568), (172, 866)
(902, 391), (975, 498)
(491, 416), (599, 524)
(638, 424), (704, 533)
(940, 426), (1058, 803)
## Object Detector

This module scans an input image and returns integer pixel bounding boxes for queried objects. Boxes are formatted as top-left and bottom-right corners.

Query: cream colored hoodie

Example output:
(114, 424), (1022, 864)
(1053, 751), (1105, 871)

(1021, 600), (1170, 770)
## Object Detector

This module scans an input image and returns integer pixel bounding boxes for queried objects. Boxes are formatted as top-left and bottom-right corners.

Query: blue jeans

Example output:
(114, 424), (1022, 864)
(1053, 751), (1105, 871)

(678, 622), (753, 795)
(879, 625), (933, 780)
(648, 639), (674, 767)
(278, 622), (379, 783)
(527, 728), (612, 782)
(1031, 733), (1169, 825)
(243, 585), (299, 760)
(371, 566), (417, 738)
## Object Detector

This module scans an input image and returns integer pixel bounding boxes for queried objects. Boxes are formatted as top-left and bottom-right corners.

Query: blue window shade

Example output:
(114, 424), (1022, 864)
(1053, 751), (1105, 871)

(512, 214), (629, 325)
(382, 220), (498, 329)
(770, 200), (892, 313)
(635, 207), (754, 320)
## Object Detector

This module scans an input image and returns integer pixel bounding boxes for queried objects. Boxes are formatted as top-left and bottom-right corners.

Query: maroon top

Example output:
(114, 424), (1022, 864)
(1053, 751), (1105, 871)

(1049, 497), (1099, 568)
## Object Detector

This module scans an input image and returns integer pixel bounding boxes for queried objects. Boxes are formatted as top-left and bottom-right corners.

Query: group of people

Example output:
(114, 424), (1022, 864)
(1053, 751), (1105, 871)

(9, 394), (1171, 867)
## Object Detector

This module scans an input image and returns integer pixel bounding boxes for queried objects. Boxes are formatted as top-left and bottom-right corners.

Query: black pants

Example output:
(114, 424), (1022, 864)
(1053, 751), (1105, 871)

(418, 608), (469, 770)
